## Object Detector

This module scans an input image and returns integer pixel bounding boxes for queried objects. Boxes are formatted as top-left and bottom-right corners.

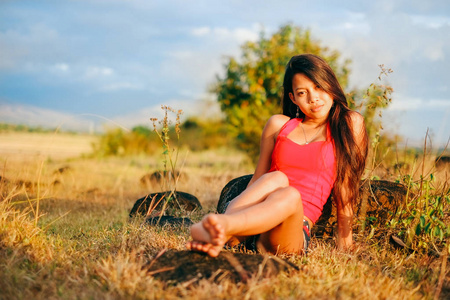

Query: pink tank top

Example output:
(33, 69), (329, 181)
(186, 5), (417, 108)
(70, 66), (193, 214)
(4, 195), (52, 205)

(269, 118), (337, 223)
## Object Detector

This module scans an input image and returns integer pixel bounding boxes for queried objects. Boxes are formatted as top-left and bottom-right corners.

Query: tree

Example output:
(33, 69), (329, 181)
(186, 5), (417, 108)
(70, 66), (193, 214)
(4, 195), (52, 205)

(213, 24), (351, 163)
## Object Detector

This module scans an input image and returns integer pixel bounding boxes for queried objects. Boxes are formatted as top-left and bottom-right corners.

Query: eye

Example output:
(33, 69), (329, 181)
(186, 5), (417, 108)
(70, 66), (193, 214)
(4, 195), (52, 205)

(297, 91), (306, 96)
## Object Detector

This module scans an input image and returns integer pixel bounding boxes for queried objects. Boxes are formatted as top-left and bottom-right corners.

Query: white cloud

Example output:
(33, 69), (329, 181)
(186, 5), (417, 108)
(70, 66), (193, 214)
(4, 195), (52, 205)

(1, 0), (449, 146)
(111, 96), (224, 130)
(112, 98), (200, 128)
(411, 15), (450, 29)
(84, 66), (114, 78)
(162, 24), (262, 91)
(230, 28), (259, 43)
(428, 99), (450, 108)
(212, 27), (259, 43)
(167, 51), (194, 59)
(100, 82), (144, 92)
(333, 21), (371, 35)
(52, 63), (70, 72)
(424, 44), (445, 61)
(314, 4), (450, 99)
(0, 23), (62, 70)
(189, 25), (260, 43)
(388, 95), (423, 111)
(191, 27), (211, 36)
(388, 94), (450, 111)
(327, 11), (371, 35)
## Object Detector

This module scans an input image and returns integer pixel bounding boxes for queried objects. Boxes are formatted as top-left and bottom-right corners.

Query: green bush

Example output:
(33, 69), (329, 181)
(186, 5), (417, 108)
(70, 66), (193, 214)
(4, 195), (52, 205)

(92, 127), (159, 156)
(92, 118), (236, 157)
(178, 118), (235, 151)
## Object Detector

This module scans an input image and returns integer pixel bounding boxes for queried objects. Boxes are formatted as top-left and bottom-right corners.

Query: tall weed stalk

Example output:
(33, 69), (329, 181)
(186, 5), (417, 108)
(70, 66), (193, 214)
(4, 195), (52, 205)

(149, 106), (184, 216)
(364, 64), (393, 180)
(388, 132), (449, 255)
(362, 66), (449, 256)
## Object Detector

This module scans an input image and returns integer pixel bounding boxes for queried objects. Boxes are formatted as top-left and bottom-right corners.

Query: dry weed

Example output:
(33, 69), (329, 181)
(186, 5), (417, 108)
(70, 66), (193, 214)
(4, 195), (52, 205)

(0, 131), (448, 299)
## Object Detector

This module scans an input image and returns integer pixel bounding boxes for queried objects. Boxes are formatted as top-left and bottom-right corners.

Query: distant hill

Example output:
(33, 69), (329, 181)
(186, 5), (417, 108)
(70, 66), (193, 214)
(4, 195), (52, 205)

(0, 103), (99, 133)
(0, 100), (219, 134)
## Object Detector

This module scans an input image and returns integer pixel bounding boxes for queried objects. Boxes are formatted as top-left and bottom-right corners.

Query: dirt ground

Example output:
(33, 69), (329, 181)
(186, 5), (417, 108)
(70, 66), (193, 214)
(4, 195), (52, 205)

(147, 249), (298, 284)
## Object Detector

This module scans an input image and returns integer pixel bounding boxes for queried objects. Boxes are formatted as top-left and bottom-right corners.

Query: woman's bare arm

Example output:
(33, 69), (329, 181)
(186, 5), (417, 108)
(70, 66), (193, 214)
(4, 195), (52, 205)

(247, 114), (290, 187)
(336, 177), (354, 249)
(336, 111), (367, 250)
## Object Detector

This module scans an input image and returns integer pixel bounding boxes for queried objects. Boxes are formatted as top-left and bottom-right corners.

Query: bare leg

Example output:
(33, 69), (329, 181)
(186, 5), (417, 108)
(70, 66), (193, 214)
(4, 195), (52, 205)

(259, 201), (305, 254)
(187, 171), (290, 251)
(224, 171), (290, 246)
(187, 184), (305, 257)
(225, 171), (289, 214)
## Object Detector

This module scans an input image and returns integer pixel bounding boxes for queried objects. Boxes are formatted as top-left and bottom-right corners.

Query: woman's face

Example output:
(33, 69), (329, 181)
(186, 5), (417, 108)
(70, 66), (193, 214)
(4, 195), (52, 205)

(289, 73), (334, 123)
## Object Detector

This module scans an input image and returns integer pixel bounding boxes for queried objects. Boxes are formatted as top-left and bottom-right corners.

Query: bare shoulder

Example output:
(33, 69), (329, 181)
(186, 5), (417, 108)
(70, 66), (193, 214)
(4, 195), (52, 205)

(266, 114), (290, 130)
(348, 111), (367, 144)
(348, 111), (365, 130)
(262, 114), (290, 138)
(348, 110), (364, 123)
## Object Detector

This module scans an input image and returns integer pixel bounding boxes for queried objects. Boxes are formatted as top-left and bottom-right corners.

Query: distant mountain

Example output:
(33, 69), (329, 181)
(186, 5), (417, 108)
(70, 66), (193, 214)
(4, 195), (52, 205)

(0, 103), (99, 133)
(0, 99), (222, 133)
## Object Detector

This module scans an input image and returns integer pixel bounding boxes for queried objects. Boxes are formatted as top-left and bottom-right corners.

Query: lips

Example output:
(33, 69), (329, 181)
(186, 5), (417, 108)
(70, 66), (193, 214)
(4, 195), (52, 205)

(311, 105), (323, 112)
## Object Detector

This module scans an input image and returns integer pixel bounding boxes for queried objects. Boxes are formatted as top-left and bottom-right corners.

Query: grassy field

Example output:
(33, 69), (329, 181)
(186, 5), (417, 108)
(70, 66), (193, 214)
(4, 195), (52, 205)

(0, 131), (448, 299)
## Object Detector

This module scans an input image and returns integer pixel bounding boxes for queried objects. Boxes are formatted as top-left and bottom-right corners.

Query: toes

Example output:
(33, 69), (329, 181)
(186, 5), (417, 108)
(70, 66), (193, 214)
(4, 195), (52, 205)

(186, 241), (204, 250)
(205, 214), (219, 226)
(192, 241), (204, 251)
(207, 246), (221, 257)
(186, 241), (192, 250)
(187, 240), (214, 254)
(202, 215), (217, 236)
(187, 239), (224, 257)
(203, 214), (225, 244)
(187, 241), (200, 251)
(200, 243), (212, 252)
(211, 236), (223, 246)
(189, 213), (227, 257)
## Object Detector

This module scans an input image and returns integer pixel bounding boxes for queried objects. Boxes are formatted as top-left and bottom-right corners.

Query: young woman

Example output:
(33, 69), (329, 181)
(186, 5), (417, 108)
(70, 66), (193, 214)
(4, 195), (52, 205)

(186, 54), (368, 257)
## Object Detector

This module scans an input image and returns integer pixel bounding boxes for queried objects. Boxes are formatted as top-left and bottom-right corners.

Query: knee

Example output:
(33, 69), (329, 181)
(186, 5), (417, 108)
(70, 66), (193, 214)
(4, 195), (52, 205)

(262, 171), (289, 189)
(279, 186), (302, 209)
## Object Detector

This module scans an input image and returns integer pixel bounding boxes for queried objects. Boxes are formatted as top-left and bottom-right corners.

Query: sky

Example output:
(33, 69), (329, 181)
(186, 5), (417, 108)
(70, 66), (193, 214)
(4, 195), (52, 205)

(0, 0), (449, 148)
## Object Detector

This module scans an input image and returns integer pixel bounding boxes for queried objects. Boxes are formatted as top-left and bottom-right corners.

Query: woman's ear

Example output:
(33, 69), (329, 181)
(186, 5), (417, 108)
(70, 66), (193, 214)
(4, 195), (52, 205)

(289, 92), (294, 102)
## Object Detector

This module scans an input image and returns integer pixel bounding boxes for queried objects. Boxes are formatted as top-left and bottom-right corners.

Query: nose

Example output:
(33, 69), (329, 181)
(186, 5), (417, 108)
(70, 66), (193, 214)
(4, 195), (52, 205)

(309, 90), (319, 103)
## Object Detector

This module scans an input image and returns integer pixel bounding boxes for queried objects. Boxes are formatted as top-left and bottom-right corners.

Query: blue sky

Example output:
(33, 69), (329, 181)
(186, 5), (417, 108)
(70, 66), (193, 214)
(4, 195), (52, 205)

(0, 0), (449, 147)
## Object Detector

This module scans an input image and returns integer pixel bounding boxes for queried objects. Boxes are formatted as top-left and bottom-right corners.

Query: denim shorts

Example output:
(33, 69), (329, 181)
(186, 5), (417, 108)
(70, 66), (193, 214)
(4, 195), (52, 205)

(302, 219), (311, 254)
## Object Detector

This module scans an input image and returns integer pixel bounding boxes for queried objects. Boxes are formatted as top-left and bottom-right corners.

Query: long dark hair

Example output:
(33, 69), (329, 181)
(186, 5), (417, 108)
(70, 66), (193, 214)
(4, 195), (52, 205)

(282, 54), (368, 208)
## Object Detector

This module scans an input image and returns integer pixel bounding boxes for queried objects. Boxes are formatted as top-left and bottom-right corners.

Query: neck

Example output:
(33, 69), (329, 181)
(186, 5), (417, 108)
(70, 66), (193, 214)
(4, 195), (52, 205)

(302, 116), (328, 127)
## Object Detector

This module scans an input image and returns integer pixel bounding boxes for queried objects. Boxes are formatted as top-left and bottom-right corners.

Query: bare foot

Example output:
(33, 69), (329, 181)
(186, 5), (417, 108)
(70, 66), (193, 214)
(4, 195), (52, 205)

(186, 241), (214, 254)
(187, 214), (228, 257)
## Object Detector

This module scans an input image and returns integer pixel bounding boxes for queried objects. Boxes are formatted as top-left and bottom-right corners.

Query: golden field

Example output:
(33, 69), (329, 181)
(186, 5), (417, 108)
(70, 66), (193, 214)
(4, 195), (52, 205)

(0, 131), (448, 299)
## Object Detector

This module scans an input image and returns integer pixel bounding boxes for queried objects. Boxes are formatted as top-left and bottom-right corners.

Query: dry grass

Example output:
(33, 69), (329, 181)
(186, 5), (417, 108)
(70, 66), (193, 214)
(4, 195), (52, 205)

(0, 132), (448, 299)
